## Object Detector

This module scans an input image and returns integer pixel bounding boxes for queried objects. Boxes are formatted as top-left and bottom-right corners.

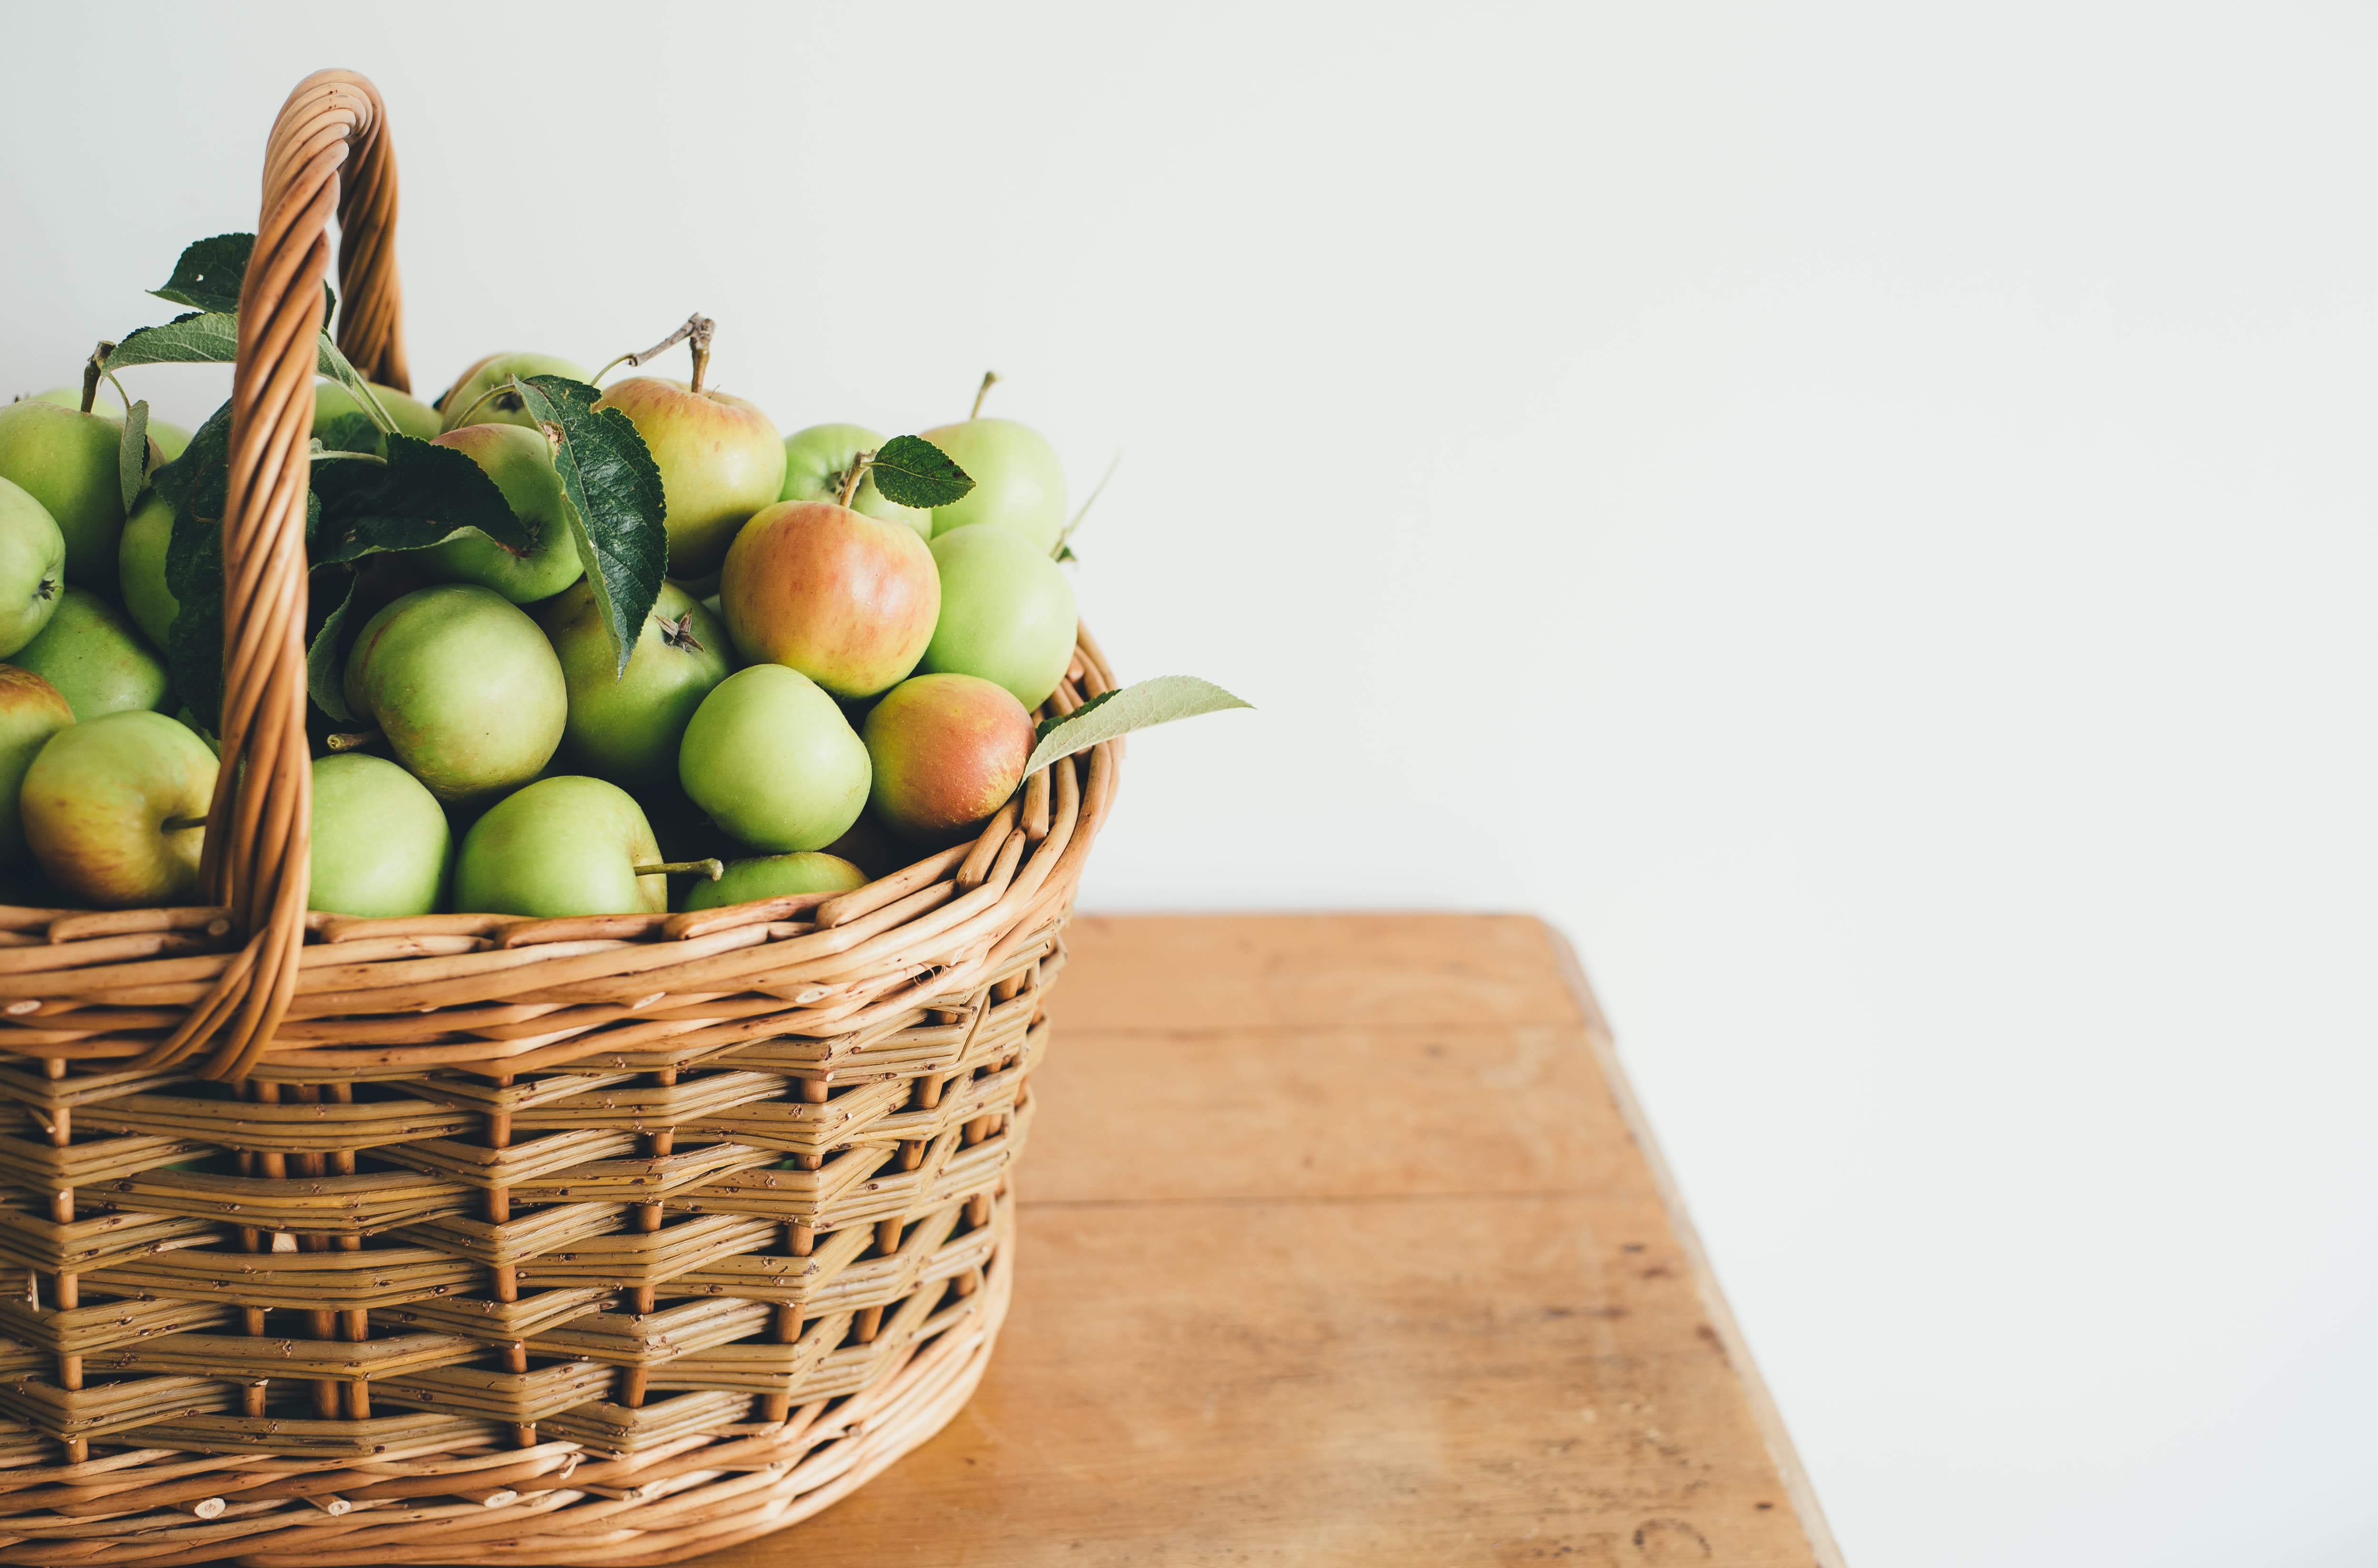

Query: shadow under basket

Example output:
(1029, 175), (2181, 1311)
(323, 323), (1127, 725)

(0, 68), (1119, 1566)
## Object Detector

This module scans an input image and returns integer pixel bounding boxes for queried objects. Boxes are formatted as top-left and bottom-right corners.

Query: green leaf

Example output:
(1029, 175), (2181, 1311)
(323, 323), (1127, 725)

(869, 435), (975, 510)
(1024, 675), (1251, 775)
(158, 400), (234, 730)
(106, 312), (240, 371)
(306, 567), (358, 723)
(309, 433), (528, 565)
(152, 234), (253, 315)
(314, 336), (398, 435)
(153, 232), (333, 323)
(117, 399), (150, 513)
(316, 411), (383, 456)
(510, 374), (667, 675)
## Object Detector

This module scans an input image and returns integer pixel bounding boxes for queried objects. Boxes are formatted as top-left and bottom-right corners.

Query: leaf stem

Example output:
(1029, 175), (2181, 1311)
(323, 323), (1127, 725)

(1056, 450), (1121, 557)
(605, 315), (716, 393)
(633, 858), (724, 880)
(448, 381), (515, 430)
(970, 370), (998, 421)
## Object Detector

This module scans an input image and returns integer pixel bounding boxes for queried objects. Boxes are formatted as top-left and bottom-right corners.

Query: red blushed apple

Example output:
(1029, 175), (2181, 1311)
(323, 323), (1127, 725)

(861, 673), (1034, 845)
(594, 376), (784, 579)
(720, 500), (940, 700)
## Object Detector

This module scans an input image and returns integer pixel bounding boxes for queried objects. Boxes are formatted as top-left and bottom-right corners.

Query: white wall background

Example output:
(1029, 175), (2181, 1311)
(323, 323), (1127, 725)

(5, 5), (2373, 1562)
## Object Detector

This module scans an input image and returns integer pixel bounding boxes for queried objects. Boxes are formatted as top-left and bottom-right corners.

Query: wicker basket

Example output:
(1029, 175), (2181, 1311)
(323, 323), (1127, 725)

(0, 69), (1116, 1565)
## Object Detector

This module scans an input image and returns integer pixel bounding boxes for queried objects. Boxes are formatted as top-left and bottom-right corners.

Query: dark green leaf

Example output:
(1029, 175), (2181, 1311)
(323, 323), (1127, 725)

(511, 374), (667, 675)
(159, 400), (235, 730)
(309, 433), (527, 565)
(315, 336), (396, 434)
(153, 232), (333, 323)
(306, 567), (358, 722)
(869, 435), (975, 510)
(107, 312), (239, 371)
(1024, 675), (1251, 775)
(117, 399), (150, 513)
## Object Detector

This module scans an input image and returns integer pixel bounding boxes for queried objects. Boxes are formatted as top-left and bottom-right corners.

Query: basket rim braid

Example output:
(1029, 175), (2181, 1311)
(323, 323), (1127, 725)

(0, 68), (1113, 1564)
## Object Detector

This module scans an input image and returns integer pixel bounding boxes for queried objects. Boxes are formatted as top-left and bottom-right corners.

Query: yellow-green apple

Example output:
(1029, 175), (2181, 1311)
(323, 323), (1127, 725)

(420, 424), (585, 603)
(146, 418), (192, 461)
(0, 477), (64, 658)
(923, 524), (1077, 708)
(27, 390), (189, 458)
(454, 774), (667, 917)
(0, 666), (73, 866)
(915, 417), (1065, 551)
(679, 665), (869, 851)
(718, 500), (938, 699)
(309, 752), (450, 917)
(862, 673), (1034, 844)
(117, 491), (176, 650)
(541, 579), (731, 790)
(0, 398), (131, 595)
(342, 584), (566, 803)
(314, 378), (441, 445)
(20, 710), (215, 906)
(12, 588), (170, 720)
(595, 377), (783, 577)
(437, 352), (588, 433)
(680, 851), (866, 912)
(780, 424), (932, 538)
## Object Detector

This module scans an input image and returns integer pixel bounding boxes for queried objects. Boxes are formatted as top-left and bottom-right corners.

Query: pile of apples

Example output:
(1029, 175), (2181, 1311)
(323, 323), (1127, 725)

(0, 330), (1085, 921)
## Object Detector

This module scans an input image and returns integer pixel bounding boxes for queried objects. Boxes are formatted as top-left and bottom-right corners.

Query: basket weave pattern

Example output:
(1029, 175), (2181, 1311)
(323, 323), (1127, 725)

(0, 70), (1114, 1564)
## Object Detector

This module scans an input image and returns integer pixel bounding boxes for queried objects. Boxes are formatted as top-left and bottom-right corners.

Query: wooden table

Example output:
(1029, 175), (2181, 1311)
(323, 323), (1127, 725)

(710, 915), (1841, 1566)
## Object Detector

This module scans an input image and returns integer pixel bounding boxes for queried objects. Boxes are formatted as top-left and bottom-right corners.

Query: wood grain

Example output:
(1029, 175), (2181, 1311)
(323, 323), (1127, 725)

(697, 914), (1839, 1566)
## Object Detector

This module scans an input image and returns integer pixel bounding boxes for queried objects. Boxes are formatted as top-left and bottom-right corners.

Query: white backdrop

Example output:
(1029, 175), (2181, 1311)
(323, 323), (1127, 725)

(5, 6), (2374, 1563)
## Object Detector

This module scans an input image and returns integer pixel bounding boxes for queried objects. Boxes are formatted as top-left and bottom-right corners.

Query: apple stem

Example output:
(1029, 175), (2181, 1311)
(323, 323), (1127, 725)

(634, 858), (724, 881)
(160, 815), (207, 835)
(604, 315), (716, 394)
(836, 454), (875, 509)
(80, 346), (114, 416)
(325, 730), (381, 754)
(970, 370), (999, 421)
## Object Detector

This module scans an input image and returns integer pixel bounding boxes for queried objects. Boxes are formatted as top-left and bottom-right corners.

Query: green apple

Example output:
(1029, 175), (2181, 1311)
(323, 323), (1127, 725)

(0, 398), (131, 596)
(314, 378), (442, 445)
(719, 500), (939, 700)
(342, 584), (566, 803)
(916, 417), (1066, 552)
(779, 423), (932, 539)
(419, 423), (585, 603)
(146, 418), (192, 462)
(595, 377), (784, 578)
(454, 774), (666, 917)
(863, 673), (1034, 845)
(0, 666), (73, 867)
(11, 588), (170, 721)
(679, 664), (869, 852)
(923, 524), (1077, 709)
(0, 477), (65, 659)
(24, 389), (187, 458)
(437, 352), (588, 433)
(20, 710), (215, 907)
(541, 579), (730, 789)
(680, 851), (866, 913)
(117, 490), (177, 651)
(309, 752), (450, 917)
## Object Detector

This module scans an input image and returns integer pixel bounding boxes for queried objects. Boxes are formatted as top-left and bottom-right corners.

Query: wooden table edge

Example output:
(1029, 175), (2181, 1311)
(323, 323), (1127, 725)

(1539, 919), (1848, 1568)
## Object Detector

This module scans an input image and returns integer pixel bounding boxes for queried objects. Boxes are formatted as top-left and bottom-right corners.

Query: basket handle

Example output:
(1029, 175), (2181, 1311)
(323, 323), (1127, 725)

(167, 70), (407, 1079)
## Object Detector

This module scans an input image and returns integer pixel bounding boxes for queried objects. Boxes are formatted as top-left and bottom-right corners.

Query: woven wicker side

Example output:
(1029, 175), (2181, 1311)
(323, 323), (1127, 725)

(0, 68), (1120, 1565)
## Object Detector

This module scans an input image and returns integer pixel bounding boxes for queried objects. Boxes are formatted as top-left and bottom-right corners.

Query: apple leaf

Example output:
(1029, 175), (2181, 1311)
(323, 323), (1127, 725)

(316, 411), (382, 456)
(117, 399), (151, 513)
(153, 232), (334, 325)
(157, 399), (235, 730)
(509, 373), (667, 676)
(105, 311), (240, 371)
(309, 433), (527, 565)
(1023, 675), (1252, 775)
(305, 566), (358, 723)
(870, 435), (975, 510)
